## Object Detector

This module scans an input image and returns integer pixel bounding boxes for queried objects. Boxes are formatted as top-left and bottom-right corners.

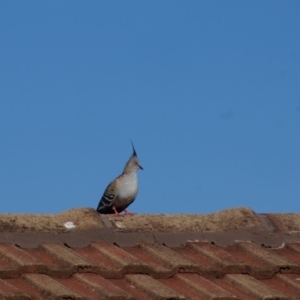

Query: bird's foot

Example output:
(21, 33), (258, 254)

(113, 207), (124, 216)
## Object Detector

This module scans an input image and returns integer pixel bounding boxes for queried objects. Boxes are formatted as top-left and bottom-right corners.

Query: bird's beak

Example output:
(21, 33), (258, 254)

(139, 165), (143, 170)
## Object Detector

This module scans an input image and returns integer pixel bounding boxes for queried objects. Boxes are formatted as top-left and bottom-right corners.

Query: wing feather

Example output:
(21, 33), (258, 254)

(97, 179), (118, 213)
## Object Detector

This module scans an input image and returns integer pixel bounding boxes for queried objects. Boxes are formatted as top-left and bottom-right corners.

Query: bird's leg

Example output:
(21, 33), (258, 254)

(123, 209), (135, 215)
(112, 207), (123, 216)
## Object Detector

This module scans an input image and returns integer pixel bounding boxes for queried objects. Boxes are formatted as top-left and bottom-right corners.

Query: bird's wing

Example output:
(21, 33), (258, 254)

(97, 177), (121, 212)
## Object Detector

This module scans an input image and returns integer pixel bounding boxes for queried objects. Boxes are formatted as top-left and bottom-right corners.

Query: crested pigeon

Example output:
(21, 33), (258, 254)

(97, 142), (143, 215)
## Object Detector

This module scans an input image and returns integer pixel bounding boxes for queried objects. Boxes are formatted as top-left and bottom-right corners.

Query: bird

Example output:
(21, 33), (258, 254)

(97, 142), (143, 215)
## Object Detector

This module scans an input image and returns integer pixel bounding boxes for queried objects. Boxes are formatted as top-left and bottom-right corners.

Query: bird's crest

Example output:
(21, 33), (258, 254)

(130, 140), (137, 157)
(123, 141), (143, 173)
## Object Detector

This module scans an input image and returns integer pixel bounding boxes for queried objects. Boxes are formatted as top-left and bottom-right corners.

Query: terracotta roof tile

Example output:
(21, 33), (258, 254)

(40, 243), (93, 274)
(0, 207), (300, 299)
(73, 273), (134, 299)
(0, 244), (47, 277)
(125, 274), (185, 300)
(22, 274), (82, 300)
(185, 242), (248, 275)
(135, 242), (198, 277)
(72, 243), (128, 279)
(237, 242), (300, 277)
(0, 279), (31, 300)
(225, 274), (289, 299)
(164, 273), (237, 299)
(274, 274), (300, 296)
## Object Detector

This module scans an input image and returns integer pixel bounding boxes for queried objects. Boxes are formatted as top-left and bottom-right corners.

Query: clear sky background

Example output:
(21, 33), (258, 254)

(1, 2), (299, 215)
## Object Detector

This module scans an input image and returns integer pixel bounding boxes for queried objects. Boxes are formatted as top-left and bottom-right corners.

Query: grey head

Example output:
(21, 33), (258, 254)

(123, 141), (143, 173)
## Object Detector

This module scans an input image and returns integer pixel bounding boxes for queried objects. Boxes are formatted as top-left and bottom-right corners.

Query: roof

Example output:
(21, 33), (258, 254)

(1, 207), (300, 299)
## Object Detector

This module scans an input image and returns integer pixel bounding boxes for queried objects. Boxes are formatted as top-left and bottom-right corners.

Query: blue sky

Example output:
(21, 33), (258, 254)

(1, 2), (299, 214)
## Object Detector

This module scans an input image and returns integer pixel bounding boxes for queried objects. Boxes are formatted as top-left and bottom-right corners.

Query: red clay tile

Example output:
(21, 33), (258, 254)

(258, 274), (300, 300)
(0, 279), (31, 300)
(123, 244), (177, 278)
(22, 274), (82, 300)
(90, 242), (142, 266)
(220, 243), (272, 279)
(25, 247), (59, 266)
(136, 242), (198, 276)
(53, 279), (95, 300)
(225, 274), (289, 299)
(1, 209), (300, 299)
(73, 273), (134, 299)
(0, 244), (39, 266)
(6, 278), (45, 300)
(171, 244), (222, 278)
(51, 277), (102, 300)
(110, 278), (155, 300)
(0, 244), (47, 276)
(40, 243), (93, 274)
(276, 273), (300, 292)
(72, 244), (127, 278)
(211, 278), (258, 300)
(0, 255), (19, 279)
(287, 243), (300, 256)
(174, 274), (237, 299)
(0, 240), (299, 300)
(159, 276), (208, 300)
(90, 242), (150, 276)
(236, 242), (298, 277)
(24, 246), (68, 278)
(186, 242), (249, 275)
(125, 274), (185, 300)
(270, 243), (300, 275)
